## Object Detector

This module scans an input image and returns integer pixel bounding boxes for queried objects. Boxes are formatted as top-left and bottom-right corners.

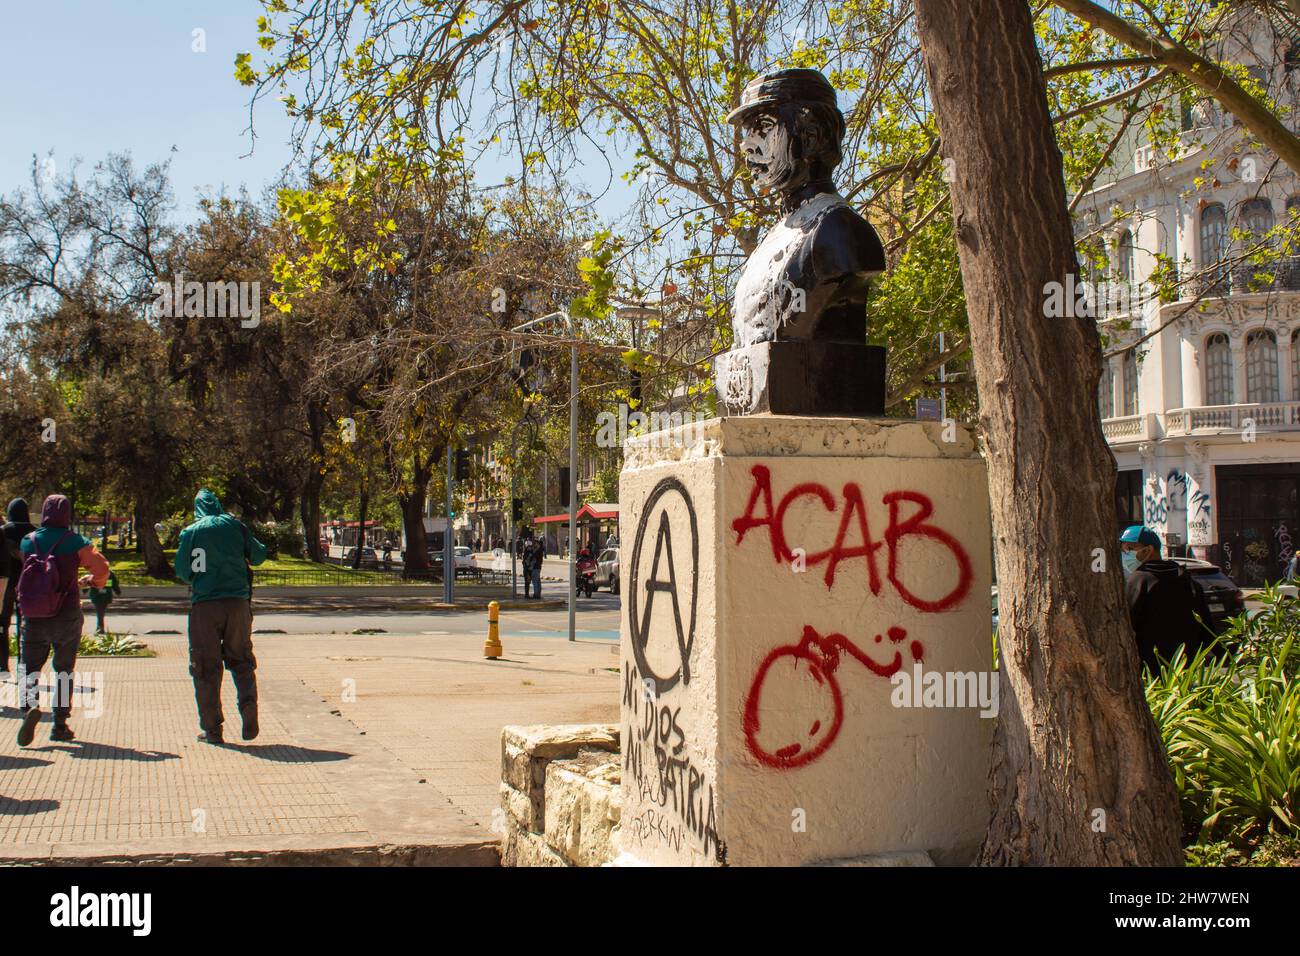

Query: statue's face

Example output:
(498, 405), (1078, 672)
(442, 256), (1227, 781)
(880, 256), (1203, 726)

(740, 108), (809, 196)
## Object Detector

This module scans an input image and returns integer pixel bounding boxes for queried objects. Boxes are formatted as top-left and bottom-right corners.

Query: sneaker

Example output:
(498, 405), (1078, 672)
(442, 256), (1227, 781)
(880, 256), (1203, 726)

(17, 707), (41, 747)
(197, 730), (224, 745)
(240, 702), (259, 741)
(50, 723), (75, 742)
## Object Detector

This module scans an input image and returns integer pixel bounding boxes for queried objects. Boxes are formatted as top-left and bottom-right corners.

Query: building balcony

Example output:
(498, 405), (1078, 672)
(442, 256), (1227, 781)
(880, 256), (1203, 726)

(1101, 413), (1157, 444)
(1163, 402), (1300, 437)
(1188, 260), (1300, 299)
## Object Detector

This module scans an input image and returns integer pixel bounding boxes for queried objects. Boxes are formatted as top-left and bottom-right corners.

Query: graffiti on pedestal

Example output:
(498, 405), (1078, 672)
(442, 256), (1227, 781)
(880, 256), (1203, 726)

(622, 476), (723, 861)
(743, 624), (924, 769)
(627, 476), (698, 695)
(622, 660), (724, 862)
(731, 464), (975, 771)
(731, 464), (973, 609)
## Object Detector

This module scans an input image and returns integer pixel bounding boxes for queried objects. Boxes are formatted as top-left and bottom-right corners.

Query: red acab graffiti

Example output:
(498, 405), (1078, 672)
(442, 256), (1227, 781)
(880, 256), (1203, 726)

(734, 465), (973, 769)
(743, 624), (924, 770)
(731, 464), (973, 611)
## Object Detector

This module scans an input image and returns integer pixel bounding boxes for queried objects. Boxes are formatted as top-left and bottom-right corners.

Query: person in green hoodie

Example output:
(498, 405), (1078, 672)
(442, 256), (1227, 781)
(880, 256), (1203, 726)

(175, 490), (267, 744)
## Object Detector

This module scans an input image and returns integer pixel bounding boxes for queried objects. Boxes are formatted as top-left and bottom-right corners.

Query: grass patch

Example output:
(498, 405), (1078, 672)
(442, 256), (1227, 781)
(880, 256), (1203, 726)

(103, 548), (395, 586)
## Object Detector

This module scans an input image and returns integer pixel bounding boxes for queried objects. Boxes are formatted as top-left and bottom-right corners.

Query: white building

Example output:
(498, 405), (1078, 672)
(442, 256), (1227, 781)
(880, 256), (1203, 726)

(1078, 9), (1300, 586)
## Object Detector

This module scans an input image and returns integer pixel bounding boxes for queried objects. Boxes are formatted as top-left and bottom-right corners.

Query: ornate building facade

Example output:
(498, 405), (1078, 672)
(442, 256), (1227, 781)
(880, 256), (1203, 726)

(1080, 10), (1300, 586)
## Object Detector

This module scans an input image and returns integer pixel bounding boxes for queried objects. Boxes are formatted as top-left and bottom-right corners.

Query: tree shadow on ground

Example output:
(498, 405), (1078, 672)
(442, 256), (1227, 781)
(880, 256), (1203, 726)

(0, 795), (59, 815)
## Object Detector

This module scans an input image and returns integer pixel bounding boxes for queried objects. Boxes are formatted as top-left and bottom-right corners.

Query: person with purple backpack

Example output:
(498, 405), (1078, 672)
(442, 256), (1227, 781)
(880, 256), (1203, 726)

(15, 494), (111, 746)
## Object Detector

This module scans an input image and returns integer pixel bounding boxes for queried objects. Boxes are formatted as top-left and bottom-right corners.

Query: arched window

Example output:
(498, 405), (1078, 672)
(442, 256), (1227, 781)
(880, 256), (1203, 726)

(1206, 333), (1233, 405)
(1294, 329), (1300, 399)
(1200, 203), (1229, 291)
(1122, 350), (1139, 415)
(1287, 198), (1300, 289)
(1246, 329), (1280, 403)
(1242, 198), (1274, 237)
(1117, 230), (1134, 283)
(1099, 358), (1115, 418)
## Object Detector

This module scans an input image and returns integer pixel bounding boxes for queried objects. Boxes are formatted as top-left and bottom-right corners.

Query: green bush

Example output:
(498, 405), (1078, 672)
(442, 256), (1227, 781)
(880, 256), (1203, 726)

(247, 519), (304, 559)
(8, 630), (150, 657)
(1147, 587), (1300, 844)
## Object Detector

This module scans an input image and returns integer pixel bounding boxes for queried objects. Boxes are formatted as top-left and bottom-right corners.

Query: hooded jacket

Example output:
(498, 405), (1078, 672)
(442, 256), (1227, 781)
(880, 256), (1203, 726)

(1125, 559), (1215, 670)
(18, 494), (111, 616)
(3, 498), (36, 582)
(175, 490), (267, 604)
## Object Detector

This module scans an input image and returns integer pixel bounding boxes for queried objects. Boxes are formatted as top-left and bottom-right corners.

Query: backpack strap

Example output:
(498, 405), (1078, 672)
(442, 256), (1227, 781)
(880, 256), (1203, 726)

(29, 529), (72, 558)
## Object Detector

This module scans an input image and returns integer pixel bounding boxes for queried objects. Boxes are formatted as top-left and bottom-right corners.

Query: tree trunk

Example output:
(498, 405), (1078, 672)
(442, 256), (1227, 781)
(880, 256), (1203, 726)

(398, 490), (429, 575)
(351, 489), (369, 569)
(302, 401), (327, 563)
(914, 0), (1183, 865)
(396, 450), (435, 576)
(301, 478), (323, 563)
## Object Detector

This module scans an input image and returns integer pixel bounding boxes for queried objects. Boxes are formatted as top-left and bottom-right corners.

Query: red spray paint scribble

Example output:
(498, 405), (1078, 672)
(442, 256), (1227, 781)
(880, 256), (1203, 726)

(743, 624), (925, 770)
(731, 465), (973, 612)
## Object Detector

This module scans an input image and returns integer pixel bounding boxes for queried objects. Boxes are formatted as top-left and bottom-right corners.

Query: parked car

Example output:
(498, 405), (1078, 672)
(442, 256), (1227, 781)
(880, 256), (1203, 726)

(343, 546), (378, 568)
(594, 547), (619, 593)
(1169, 557), (1246, 633)
(429, 546), (478, 578)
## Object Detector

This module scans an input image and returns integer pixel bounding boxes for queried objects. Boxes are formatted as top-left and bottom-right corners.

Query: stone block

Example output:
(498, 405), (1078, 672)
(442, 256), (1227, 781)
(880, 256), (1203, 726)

(542, 750), (623, 867)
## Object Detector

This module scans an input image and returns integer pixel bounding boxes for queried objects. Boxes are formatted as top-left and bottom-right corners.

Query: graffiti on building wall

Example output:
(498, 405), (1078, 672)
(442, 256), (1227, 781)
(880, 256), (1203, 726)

(1143, 468), (1213, 545)
(1274, 523), (1295, 573)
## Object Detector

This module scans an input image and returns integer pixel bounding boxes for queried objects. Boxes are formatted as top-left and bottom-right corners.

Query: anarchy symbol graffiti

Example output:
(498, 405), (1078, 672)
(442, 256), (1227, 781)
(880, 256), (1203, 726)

(628, 477), (699, 696)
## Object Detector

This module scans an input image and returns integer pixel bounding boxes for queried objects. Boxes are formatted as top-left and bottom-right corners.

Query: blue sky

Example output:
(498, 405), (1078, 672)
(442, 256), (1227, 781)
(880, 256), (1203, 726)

(0, 1), (634, 220)
(0, 1), (298, 211)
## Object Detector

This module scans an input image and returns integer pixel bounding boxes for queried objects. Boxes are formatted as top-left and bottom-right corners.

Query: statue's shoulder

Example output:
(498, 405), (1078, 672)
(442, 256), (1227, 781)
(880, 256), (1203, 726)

(808, 195), (886, 278)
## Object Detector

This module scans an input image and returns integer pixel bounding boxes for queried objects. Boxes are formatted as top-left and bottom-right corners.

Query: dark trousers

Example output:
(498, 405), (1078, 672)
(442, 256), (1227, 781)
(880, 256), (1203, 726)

(92, 603), (108, 633)
(0, 574), (18, 669)
(21, 604), (81, 721)
(188, 598), (257, 734)
(527, 566), (541, 598)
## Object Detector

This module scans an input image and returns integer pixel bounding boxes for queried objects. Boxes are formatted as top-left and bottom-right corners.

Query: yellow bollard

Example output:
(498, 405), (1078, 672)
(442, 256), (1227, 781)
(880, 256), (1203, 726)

(484, 600), (503, 659)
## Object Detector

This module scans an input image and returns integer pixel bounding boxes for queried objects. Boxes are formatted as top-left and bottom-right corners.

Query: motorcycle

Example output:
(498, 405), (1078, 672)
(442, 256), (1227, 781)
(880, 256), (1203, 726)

(576, 550), (598, 598)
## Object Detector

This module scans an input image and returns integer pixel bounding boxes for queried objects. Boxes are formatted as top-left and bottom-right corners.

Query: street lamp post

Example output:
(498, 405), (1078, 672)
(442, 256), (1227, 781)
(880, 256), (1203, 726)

(508, 414), (534, 601)
(511, 310), (578, 642)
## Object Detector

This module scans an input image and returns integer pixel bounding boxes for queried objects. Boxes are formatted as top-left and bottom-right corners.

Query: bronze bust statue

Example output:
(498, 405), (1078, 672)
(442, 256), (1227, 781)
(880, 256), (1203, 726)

(717, 69), (887, 417)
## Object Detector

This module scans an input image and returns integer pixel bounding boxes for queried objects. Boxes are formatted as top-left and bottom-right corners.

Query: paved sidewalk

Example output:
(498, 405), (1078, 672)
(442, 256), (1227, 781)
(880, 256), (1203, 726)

(0, 620), (619, 864)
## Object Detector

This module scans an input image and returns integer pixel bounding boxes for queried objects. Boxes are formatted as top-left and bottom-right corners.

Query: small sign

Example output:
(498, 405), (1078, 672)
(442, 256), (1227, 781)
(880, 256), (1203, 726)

(916, 398), (941, 421)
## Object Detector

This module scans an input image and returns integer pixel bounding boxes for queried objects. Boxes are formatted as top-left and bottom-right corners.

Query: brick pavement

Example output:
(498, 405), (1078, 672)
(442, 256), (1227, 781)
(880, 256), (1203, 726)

(0, 617), (618, 864)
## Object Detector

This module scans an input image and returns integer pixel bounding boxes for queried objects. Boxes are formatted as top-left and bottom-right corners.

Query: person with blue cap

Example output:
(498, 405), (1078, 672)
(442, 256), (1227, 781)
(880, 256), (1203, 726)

(1120, 524), (1213, 670)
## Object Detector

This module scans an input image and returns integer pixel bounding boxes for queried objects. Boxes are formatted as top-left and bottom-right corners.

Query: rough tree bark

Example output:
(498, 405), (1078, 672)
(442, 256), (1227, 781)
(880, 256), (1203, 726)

(914, 0), (1183, 865)
(301, 400), (327, 563)
(397, 451), (436, 576)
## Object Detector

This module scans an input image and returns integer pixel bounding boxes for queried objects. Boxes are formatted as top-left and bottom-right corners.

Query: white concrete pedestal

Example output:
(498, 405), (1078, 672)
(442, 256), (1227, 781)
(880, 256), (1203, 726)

(618, 416), (993, 866)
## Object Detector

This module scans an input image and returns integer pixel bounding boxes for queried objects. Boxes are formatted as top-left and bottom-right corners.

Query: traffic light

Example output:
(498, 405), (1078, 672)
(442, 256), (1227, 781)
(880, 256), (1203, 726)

(559, 466), (571, 505)
(512, 498), (523, 522)
(511, 347), (537, 395)
(454, 449), (472, 481)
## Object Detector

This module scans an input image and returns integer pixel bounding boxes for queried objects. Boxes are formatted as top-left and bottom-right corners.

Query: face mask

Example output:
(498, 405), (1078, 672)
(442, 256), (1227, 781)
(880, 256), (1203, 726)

(1121, 551), (1140, 576)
